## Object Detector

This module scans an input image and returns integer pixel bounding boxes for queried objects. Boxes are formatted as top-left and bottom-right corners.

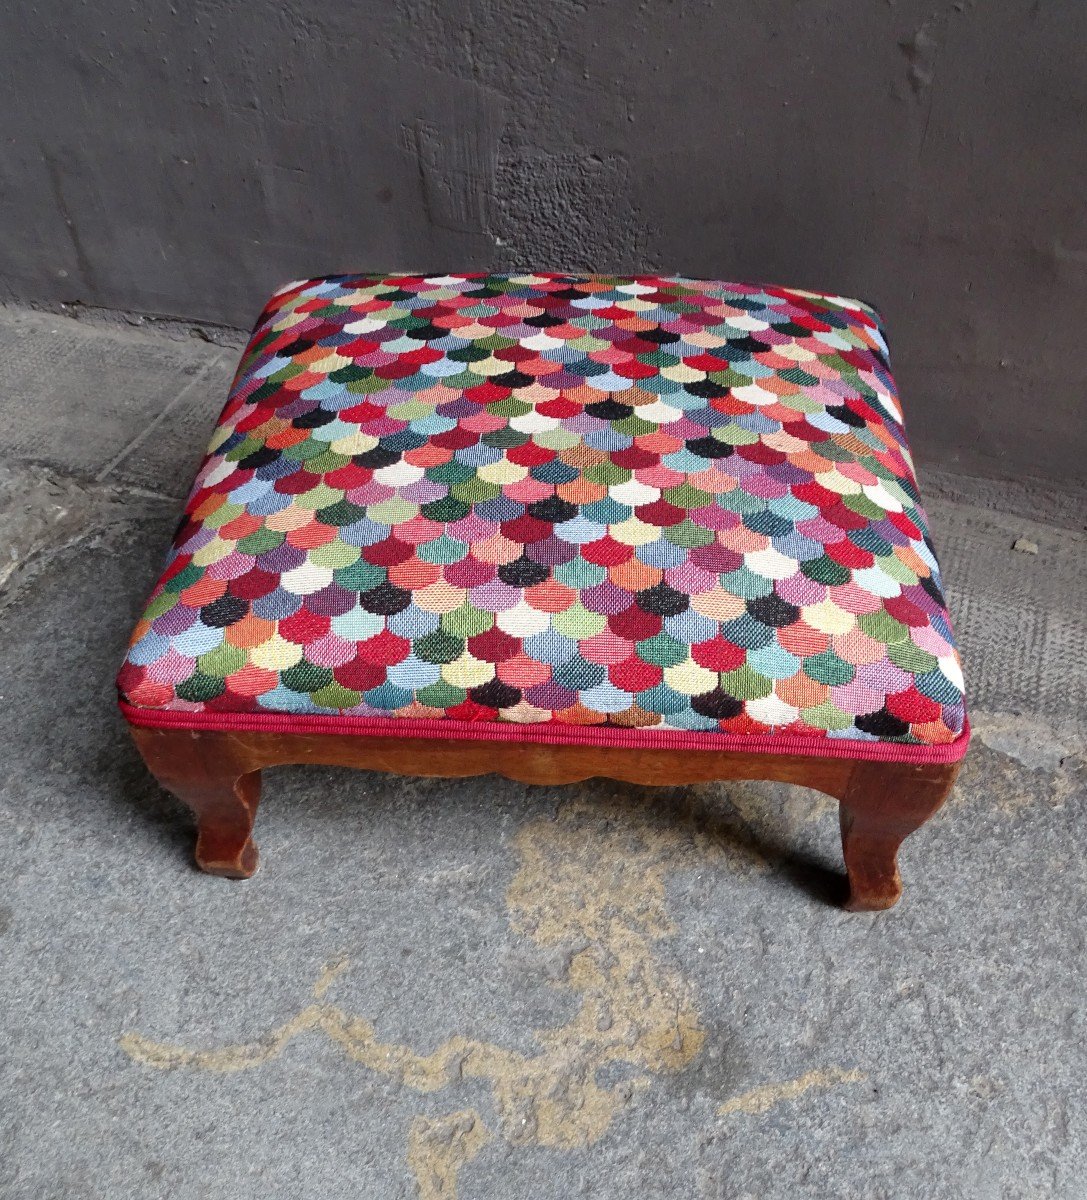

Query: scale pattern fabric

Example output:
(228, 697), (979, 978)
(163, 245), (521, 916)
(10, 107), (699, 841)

(118, 273), (967, 754)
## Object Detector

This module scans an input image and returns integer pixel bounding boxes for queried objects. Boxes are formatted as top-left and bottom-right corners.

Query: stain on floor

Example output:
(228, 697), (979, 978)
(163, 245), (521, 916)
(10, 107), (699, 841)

(122, 794), (749, 1194)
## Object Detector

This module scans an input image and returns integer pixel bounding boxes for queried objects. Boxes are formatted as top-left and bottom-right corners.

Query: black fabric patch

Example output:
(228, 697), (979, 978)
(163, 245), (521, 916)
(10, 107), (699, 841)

(293, 408), (336, 429)
(747, 592), (801, 628)
(684, 379), (729, 399)
(529, 495), (579, 524)
(498, 556), (551, 587)
(239, 446), (281, 469)
(354, 445), (402, 469)
(470, 679), (522, 709)
(686, 436), (734, 459)
(359, 581), (413, 615)
(691, 690), (744, 720)
(201, 595), (250, 628)
(639, 327), (681, 344)
(585, 399), (634, 421)
(825, 403), (867, 428)
(636, 583), (690, 616)
(920, 573), (946, 608)
(855, 708), (911, 738)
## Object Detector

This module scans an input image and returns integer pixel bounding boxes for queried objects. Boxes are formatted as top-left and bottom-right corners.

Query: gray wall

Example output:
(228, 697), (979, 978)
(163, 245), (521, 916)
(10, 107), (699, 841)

(2, 0), (1084, 487)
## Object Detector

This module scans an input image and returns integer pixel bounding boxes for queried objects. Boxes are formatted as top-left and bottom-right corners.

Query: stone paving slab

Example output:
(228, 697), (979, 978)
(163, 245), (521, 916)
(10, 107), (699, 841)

(0, 309), (1083, 1199)
(0, 308), (236, 494)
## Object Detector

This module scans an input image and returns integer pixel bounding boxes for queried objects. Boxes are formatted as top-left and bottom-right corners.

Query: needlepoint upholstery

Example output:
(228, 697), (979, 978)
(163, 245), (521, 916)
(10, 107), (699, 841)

(118, 274), (968, 763)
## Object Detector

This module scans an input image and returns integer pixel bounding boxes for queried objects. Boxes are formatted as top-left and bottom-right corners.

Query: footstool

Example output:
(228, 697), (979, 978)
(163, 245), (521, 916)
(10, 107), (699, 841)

(117, 273), (969, 910)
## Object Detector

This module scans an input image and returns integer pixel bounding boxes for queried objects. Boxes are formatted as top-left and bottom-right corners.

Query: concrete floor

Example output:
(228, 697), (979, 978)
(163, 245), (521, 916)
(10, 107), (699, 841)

(1, 306), (1084, 1199)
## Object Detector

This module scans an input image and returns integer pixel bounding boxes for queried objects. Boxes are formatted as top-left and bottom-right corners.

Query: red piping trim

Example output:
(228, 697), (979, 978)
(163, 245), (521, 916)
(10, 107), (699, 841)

(119, 700), (970, 764)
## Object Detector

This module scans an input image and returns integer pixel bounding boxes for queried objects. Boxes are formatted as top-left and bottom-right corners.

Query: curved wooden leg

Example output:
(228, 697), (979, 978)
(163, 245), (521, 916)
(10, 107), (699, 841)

(189, 770), (261, 878)
(839, 759), (960, 911)
(127, 726), (262, 878)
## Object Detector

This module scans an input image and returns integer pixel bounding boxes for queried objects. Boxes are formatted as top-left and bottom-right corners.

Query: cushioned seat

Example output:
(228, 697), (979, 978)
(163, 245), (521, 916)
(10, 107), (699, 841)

(118, 273), (968, 764)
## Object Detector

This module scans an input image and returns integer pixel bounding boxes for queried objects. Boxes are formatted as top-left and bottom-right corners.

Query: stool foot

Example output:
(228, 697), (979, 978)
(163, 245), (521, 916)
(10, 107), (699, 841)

(128, 727), (262, 878)
(191, 769), (261, 879)
(838, 759), (960, 911)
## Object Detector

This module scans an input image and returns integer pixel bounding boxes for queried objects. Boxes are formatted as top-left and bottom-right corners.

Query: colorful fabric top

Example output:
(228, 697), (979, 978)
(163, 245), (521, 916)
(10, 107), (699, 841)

(118, 273), (968, 762)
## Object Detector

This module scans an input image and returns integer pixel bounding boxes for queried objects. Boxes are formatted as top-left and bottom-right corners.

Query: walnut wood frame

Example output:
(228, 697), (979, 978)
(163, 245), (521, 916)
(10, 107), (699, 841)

(128, 725), (960, 911)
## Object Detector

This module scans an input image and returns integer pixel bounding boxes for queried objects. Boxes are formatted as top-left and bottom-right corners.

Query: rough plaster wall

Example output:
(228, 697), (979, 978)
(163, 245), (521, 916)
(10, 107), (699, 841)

(0, 0), (1084, 488)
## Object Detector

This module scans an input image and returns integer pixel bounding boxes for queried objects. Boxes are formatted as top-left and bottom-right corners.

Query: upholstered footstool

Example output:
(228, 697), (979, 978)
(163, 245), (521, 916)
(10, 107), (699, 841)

(118, 273), (969, 910)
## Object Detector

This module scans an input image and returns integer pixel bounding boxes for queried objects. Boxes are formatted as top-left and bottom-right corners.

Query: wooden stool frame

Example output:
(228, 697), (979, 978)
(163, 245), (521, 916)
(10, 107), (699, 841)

(129, 725), (960, 911)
